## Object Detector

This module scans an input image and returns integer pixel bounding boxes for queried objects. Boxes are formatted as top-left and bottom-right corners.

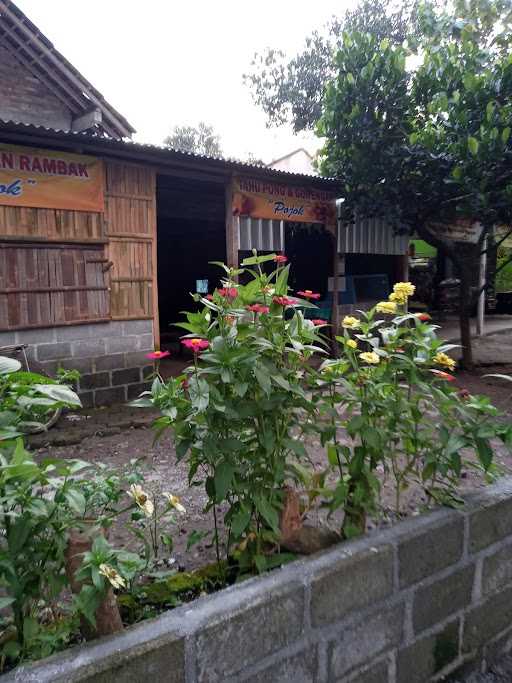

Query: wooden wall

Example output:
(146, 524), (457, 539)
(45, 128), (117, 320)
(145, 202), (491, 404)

(0, 159), (158, 340)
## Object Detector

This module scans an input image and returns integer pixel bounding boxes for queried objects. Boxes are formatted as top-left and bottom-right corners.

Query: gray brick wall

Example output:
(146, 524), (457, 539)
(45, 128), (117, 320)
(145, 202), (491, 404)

(0, 320), (154, 408)
(6, 478), (512, 683)
(0, 45), (72, 130)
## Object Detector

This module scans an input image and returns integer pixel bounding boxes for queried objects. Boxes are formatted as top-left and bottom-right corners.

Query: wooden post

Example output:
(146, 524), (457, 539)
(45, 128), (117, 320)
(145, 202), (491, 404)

(150, 170), (160, 349)
(225, 176), (239, 271)
(476, 235), (487, 337)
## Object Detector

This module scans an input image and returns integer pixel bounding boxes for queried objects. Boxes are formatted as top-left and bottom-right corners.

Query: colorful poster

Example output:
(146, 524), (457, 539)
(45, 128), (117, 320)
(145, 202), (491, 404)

(232, 176), (337, 225)
(0, 143), (104, 212)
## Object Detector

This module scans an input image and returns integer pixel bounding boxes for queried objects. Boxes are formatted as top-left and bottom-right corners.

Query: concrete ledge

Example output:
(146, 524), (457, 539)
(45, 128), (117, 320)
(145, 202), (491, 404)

(6, 478), (512, 683)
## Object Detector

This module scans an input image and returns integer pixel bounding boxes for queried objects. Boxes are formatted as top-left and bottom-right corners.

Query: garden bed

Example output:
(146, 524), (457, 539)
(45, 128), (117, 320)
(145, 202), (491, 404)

(6, 477), (512, 683)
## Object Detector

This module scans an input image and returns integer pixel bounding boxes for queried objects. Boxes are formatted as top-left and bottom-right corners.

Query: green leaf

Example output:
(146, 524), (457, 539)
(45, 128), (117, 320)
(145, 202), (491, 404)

(502, 127), (511, 144)
(255, 496), (279, 533)
(468, 136), (479, 155)
(476, 438), (493, 470)
(64, 488), (87, 515)
(214, 461), (235, 501)
(33, 383), (81, 406)
(241, 254), (277, 266)
(186, 529), (208, 550)
(0, 596), (15, 609)
(0, 356), (22, 375)
(254, 365), (271, 395)
(231, 507), (252, 538)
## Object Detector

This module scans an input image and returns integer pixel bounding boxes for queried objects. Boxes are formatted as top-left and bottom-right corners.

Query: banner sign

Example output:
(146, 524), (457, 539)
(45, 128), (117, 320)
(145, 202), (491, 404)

(0, 144), (104, 212)
(232, 176), (337, 225)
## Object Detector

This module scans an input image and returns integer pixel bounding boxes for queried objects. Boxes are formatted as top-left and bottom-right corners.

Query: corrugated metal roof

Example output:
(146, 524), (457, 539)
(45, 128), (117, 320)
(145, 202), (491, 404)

(0, 119), (339, 187)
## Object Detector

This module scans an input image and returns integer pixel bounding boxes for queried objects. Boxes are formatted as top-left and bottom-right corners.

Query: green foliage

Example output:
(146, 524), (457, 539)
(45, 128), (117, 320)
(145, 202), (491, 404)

(132, 254), (324, 571)
(163, 121), (223, 157)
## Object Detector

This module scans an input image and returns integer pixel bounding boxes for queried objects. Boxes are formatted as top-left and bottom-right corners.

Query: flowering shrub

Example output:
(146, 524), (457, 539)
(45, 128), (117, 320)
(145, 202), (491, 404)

(132, 254), (325, 571)
(314, 285), (510, 537)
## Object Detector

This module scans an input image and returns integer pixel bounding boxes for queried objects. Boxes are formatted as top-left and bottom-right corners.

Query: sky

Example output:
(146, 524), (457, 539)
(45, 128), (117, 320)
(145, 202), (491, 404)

(15, 0), (355, 163)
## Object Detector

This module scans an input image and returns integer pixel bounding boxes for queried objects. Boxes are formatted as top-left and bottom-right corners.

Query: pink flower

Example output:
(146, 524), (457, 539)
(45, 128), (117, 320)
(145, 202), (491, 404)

(181, 378), (189, 390)
(430, 369), (455, 382)
(206, 294), (214, 301)
(311, 319), (328, 326)
(146, 350), (170, 360)
(298, 290), (321, 300)
(181, 338), (210, 353)
(246, 304), (270, 314)
(274, 254), (288, 264)
(217, 287), (238, 299)
(417, 313), (431, 322)
(273, 296), (296, 306)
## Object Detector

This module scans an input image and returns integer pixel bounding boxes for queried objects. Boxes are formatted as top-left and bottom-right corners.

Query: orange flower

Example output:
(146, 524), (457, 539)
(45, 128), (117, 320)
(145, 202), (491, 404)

(417, 313), (431, 322)
(430, 369), (455, 381)
(274, 254), (288, 264)
(311, 319), (328, 325)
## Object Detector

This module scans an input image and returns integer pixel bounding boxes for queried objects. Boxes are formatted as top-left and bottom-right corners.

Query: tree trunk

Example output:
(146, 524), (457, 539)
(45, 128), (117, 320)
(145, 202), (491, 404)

(65, 527), (124, 640)
(458, 258), (474, 370)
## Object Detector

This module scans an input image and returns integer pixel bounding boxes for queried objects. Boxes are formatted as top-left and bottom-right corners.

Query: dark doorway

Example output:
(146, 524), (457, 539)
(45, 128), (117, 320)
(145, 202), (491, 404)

(284, 223), (334, 300)
(156, 175), (226, 347)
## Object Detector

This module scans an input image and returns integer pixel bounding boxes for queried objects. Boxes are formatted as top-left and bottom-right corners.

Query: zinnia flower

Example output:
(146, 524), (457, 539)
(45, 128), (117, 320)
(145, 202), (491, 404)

(359, 351), (380, 365)
(273, 296), (296, 306)
(146, 350), (170, 360)
(127, 484), (154, 517)
(346, 339), (358, 349)
(311, 319), (328, 326)
(433, 352), (456, 371)
(274, 254), (288, 264)
(206, 294), (214, 301)
(217, 287), (238, 299)
(342, 316), (360, 329)
(376, 301), (397, 315)
(430, 369), (455, 381)
(246, 304), (270, 314)
(416, 313), (431, 322)
(224, 315), (237, 325)
(298, 290), (321, 300)
(163, 492), (186, 514)
(394, 282), (415, 297)
(99, 564), (126, 590)
(181, 338), (210, 353)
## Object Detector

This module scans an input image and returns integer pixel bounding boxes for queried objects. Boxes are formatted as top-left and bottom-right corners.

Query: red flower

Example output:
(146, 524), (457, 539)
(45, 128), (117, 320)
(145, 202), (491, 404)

(273, 296), (296, 306)
(274, 254), (288, 264)
(298, 290), (321, 300)
(396, 348), (405, 353)
(146, 350), (170, 360)
(417, 313), (431, 322)
(181, 338), (210, 353)
(181, 378), (189, 390)
(206, 294), (214, 301)
(312, 319), (328, 326)
(246, 304), (270, 314)
(217, 287), (238, 299)
(430, 369), (455, 381)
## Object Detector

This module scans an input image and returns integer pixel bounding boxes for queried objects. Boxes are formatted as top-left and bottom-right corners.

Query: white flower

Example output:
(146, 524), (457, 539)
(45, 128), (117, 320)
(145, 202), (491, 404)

(127, 484), (154, 518)
(99, 563), (126, 590)
(163, 492), (186, 514)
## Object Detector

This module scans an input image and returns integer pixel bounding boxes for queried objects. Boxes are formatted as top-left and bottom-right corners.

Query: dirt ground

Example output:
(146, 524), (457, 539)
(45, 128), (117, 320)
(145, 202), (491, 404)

(29, 363), (512, 571)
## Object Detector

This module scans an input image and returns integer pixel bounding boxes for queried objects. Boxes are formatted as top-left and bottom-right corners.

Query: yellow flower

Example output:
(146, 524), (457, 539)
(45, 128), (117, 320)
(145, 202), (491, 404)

(376, 301), (397, 315)
(346, 339), (358, 349)
(393, 281), (415, 297)
(389, 291), (406, 304)
(99, 564), (126, 590)
(342, 316), (360, 329)
(128, 484), (154, 518)
(163, 492), (186, 514)
(359, 351), (380, 365)
(433, 352), (456, 371)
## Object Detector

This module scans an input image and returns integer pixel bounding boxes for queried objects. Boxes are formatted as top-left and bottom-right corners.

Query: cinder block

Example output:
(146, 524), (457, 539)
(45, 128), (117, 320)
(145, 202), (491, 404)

(328, 603), (403, 679)
(37, 342), (72, 361)
(243, 646), (318, 683)
(468, 483), (512, 553)
(310, 545), (394, 628)
(127, 381), (151, 401)
(0, 332), (16, 346)
(125, 351), (153, 367)
(397, 620), (460, 683)
(398, 516), (464, 588)
(94, 386), (126, 407)
(482, 542), (512, 595)
(105, 337), (140, 354)
(142, 365), (155, 380)
(95, 354), (125, 372)
(464, 586), (512, 652)
(72, 339), (106, 359)
(195, 582), (305, 682)
(137, 333), (154, 351)
(55, 325), (92, 342)
(79, 391), (94, 409)
(16, 328), (55, 344)
(124, 319), (153, 336)
(79, 372), (110, 391)
(413, 564), (474, 634)
(112, 368), (141, 386)
(59, 358), (94, 375)
(92, 321), (125, 338)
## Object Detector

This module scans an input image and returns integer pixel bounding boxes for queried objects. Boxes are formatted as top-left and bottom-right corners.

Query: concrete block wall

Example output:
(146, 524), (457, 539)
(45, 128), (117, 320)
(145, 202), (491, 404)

(0, 319), (154, 408)
(7, 478), (512, 683)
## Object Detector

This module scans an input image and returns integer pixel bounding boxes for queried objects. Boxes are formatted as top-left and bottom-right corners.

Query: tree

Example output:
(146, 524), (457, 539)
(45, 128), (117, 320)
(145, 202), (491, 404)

(163, 122), (223, 157)
(244, 0), (418, 132)
(317, 0), (512, 368)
